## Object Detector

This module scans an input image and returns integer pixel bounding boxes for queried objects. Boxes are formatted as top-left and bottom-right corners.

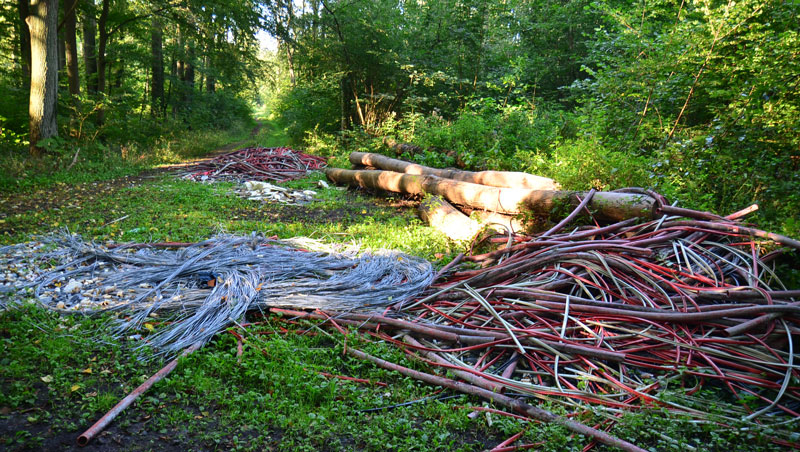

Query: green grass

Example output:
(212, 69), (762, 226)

(0, 129), (792, 451)
(0, 119), (254, 194)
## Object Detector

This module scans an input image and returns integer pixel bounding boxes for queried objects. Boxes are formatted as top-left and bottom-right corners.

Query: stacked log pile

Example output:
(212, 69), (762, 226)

(324, 152), (657, 239)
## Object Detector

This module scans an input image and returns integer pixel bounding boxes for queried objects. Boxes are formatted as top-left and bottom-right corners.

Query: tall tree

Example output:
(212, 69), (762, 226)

(151, 17), (165, 115)
(82, 11), (98, 93)
(96, 0), (109, 95)
(17, 0), (32, 82)
(27, 0), (60, 156)
(63, 0), (80, 96)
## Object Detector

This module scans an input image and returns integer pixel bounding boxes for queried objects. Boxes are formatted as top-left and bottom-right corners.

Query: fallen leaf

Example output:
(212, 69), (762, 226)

(81, 368), (92, 374)
(71, 384), (81, 392)
(40, 375), (53, 383)
(144, 323), (155, 331)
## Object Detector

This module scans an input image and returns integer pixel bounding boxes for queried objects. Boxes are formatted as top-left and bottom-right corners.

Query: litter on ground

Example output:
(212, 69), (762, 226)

(181, 146), (327, 183)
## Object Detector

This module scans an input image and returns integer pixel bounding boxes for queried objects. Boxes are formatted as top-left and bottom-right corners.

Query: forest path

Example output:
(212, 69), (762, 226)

(0, 120), (267, 223)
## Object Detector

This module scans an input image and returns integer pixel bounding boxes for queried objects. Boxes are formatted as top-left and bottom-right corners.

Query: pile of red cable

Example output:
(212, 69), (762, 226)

(183, 147), (327, 182)
(277, 199), (800, 449)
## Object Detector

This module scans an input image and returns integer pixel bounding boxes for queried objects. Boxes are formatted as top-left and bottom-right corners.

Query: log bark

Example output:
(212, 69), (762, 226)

(418, 196), (483, 241)
(350, 152), (559, 190)
(467, 210), (528, 234)
(324, 168), (656, 222)
(382, 138), (424, 156)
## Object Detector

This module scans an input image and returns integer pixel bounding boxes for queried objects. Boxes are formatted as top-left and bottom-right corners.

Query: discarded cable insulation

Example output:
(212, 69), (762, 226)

(77, 342), (201, 446)
(345, 346), (647, 452)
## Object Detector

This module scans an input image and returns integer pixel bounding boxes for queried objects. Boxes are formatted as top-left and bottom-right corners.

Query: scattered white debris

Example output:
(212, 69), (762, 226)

(64, 279), (82, 294)
(233, 180), (318, 205)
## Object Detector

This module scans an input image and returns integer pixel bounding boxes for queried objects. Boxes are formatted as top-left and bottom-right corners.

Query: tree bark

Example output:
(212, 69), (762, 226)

(96, 0), (109, 94)
(95, 0), (109, 123)
(418, 196), (483, 241)
(350, 152), (560, 190)
(340, 74), (353, 130)
(324, 168), (656, 222)
(17, 0), (32, 82)
(204, 50), (214, 92)
(63, 0), (80, 96)
(112, 57), (124, 90)
(182, 57), (194, 109)
(27, 0), (60, 157)
(150, 17), (165, 116)
(58, 26), (66, 71)
(82, 12), (97, 94)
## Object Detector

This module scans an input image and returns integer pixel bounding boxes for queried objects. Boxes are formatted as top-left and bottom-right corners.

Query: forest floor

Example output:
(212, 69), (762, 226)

(0, 123), (788, 452)
(0, 124), (496, 452)
(0, 121), (265, 222)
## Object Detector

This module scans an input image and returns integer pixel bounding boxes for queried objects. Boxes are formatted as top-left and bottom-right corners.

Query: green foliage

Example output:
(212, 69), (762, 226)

(0, 118), (251, 193)
(274, 77), (341, 144)
(565, 0), (800, 235)
(274, 0), (799, 237)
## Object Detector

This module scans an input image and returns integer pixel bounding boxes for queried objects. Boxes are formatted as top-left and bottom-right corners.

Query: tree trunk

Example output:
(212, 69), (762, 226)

(63, 0), (80, 96)
(205, 74), (215, 92)
(17, 0), (32, 82)
(418, 196), (483, 241)
(58, 27), (66, 71)
(95, 0), (109, 123)
(27, 0), (60, 157)
(96, 0), (109, 94)
(113, 58), (124, 90)
(150, 17), (165, 116)
(82, 12), (97, 94)
(350, 152), (559, 190)
(183, 58), (194, 88)
(340, 74), (352, 130)
(204, 51), (214, 92)
(168, 49), (177, 117)
(324, 168), (657, 222)
(286, 46), (296, 87)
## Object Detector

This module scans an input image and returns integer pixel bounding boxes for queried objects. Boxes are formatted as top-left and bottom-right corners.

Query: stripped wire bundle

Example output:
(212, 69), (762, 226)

(25, 233), (433, 356)
(182, 147), (327, 182)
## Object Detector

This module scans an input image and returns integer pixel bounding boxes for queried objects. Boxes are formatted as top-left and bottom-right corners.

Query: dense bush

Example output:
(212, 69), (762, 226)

(274, 78), (341, 144)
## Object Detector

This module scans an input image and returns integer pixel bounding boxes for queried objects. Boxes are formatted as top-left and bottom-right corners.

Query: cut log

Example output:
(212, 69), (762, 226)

(418, 196), (483, 241)
(350, 152), (559, 190)
(382, 138), (425, 156)
(467, 210), (529, 234)
(324, 168), (656, 222)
